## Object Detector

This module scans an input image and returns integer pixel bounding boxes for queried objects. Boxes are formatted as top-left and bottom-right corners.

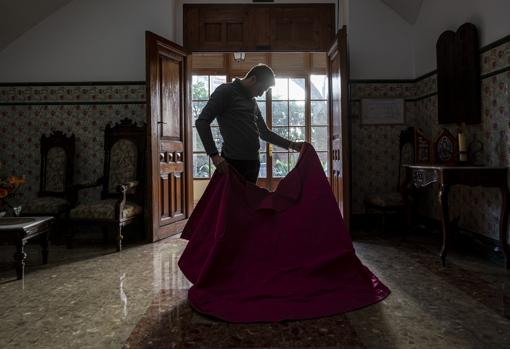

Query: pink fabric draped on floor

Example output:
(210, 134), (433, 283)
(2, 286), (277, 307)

(177, 143), (390, 323)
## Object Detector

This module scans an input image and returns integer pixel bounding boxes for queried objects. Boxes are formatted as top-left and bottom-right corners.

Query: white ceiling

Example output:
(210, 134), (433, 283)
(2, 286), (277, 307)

(0, 0), (425, 52)
(380, 0), (424, 24)
(0, 0), (73, 51)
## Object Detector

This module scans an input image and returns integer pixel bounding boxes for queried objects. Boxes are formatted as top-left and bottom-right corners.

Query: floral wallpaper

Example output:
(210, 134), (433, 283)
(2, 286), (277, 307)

(481, 40), (510, 75)
(0, 84), (145, 103)
(0, 83), (146, 205)
(351, 39), (510, 244)
(350, 82), (415, 215)
(0, 39), (508, 245)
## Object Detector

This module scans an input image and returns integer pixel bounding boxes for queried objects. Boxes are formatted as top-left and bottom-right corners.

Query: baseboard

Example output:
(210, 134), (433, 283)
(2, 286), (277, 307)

(419, 216), (505, 264)
(351, 213), (505, 265)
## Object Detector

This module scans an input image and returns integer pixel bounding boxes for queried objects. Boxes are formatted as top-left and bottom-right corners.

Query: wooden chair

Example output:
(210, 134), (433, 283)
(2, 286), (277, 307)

(67, 118), (146, 252)
(22, 131), (75, 243)
(363, 126), (415, 233)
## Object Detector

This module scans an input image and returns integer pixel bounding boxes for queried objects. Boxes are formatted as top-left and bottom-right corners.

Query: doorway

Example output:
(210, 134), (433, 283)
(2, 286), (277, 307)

(190, 52), (330, 202)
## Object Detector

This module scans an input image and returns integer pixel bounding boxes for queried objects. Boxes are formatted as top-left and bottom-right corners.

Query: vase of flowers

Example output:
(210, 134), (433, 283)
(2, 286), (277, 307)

(0, 162), (26, 217)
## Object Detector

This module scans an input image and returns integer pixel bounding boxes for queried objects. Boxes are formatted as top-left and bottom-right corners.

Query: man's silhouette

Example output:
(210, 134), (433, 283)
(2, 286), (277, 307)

(195, 64), (304, 183)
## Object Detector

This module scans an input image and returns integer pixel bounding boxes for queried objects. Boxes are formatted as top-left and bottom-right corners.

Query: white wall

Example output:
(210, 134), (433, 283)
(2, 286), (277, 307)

(413, 0), (510, 76)
(0, 0), (177, 82)
(339, 0), (350, 29)
(349, 0), (510, 79)
(349, 0), (415, 79)
(2, 0), (413, 82)
(0, 0), (73, 51)
(2, 0), (508, 82)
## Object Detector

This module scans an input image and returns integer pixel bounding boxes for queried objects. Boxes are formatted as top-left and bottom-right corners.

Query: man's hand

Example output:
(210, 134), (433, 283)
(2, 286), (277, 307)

(211, 154), (229, 174)
(289, 141), (305, 152)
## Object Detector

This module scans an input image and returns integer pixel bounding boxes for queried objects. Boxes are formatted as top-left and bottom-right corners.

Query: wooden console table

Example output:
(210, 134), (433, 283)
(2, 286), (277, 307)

(400, 165), (509, 270)
(0, 217), (53, 279)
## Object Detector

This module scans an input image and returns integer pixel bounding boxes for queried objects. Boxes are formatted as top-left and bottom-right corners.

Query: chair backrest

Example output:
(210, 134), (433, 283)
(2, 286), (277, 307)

(101, 118), (146, 204)
(40, 130), (75, 198)
(397, 126), (415, 190)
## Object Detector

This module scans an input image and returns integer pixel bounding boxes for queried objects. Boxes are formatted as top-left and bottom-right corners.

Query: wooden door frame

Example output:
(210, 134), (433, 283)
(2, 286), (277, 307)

(327, 26), (351, 231)
(145, 31), (193, 242)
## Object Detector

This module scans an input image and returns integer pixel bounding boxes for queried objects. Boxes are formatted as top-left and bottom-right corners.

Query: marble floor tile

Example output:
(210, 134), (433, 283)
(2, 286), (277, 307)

(0, 228), (508, 348)
(124, 290), (364, 349)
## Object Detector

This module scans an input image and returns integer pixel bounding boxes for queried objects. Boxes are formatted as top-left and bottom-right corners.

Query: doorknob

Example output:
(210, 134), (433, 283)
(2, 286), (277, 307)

(157, 121), (167, 124)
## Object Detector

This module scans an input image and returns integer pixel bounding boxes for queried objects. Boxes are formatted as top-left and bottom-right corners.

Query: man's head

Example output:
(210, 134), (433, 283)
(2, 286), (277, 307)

(241, 64), (276, 97)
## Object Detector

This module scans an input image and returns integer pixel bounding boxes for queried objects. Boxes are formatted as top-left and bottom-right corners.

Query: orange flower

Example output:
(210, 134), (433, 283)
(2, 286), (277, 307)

(0, 188), (8, 198)
(7, 176), (26, 186)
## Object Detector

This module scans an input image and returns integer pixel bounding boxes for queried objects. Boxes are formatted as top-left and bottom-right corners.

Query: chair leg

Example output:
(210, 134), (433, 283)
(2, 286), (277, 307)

(116, 225), (123, 252)
(48, 217), (58, 244)
(55, 218), (64, 245)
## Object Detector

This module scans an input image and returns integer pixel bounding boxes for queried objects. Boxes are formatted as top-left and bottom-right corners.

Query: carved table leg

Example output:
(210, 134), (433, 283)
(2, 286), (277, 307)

(438, 183), (450, 267)
(499, 185), (510, 270)
(116, 225), (123, 252)
(400, 167), (412, 238)
(14, 240), (27, 280)
(40, 230), (49, 264)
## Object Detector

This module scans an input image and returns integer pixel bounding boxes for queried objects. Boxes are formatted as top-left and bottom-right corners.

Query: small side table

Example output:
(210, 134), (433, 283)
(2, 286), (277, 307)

(401, 165), (509, 270)
(0, 216), (54, 279)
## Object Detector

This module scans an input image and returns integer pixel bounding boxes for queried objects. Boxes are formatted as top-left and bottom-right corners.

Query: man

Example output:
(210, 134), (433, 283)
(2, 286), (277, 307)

(195, 64), (304, 184)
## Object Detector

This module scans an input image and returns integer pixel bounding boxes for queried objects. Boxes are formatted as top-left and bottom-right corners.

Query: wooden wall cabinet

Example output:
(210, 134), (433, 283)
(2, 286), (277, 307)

(183, 4), (335, 52)
(436, 23), (481, 124)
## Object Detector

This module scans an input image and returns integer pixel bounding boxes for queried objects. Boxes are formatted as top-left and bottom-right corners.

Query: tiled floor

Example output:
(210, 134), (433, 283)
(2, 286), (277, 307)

(0, 227), (509, 348)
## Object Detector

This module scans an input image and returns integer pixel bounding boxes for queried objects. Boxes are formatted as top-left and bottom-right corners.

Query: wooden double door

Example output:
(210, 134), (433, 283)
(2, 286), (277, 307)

(144, 27), (351, 241)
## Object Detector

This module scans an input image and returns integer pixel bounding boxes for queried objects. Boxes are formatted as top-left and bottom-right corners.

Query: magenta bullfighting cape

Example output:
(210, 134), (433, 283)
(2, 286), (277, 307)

(177, 143), (390, 322)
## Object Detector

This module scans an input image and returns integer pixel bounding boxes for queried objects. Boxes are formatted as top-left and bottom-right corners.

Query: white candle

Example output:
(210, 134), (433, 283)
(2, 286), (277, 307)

(458, 125), (467, 161)
(458, 132), (466, 152)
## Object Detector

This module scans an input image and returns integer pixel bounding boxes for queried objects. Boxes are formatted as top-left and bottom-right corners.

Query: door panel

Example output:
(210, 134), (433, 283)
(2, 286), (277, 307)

(183, 4), (334, 52)
(327, 27), (351, 232)
(146, 31), (193, 241)
(159, 140), (185, 225)
(161, 58), (181, 138)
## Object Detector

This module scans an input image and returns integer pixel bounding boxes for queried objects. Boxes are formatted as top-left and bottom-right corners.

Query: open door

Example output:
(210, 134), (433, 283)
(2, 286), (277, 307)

(327, 26), (351, 232)
(145, 31), (193, 241)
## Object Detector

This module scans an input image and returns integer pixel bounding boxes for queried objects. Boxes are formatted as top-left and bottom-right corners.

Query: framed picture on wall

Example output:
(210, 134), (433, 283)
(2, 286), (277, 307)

(361, 98), (405, 125)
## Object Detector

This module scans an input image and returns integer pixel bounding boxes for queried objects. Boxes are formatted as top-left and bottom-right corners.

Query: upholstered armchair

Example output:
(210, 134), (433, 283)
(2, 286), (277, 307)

(22, 131), (75, 242)
(66, 118), (146, 252)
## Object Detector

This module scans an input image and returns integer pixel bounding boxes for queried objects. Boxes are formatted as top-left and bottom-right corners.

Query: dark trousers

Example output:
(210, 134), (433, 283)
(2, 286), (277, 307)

(221, 152), (260, 184)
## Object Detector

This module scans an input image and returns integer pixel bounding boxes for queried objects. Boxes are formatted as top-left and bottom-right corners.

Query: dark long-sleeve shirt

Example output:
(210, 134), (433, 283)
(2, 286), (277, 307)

(195, 78), (291, 160)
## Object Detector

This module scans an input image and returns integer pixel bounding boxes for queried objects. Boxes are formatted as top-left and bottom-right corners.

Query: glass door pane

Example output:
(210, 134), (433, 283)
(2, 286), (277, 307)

(310, 74), (329, 176)
(289, 101), (305, 126)
(268, 77), (305, 183)
(192, 75), (226, 178)
(272, 152), (289, 178)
